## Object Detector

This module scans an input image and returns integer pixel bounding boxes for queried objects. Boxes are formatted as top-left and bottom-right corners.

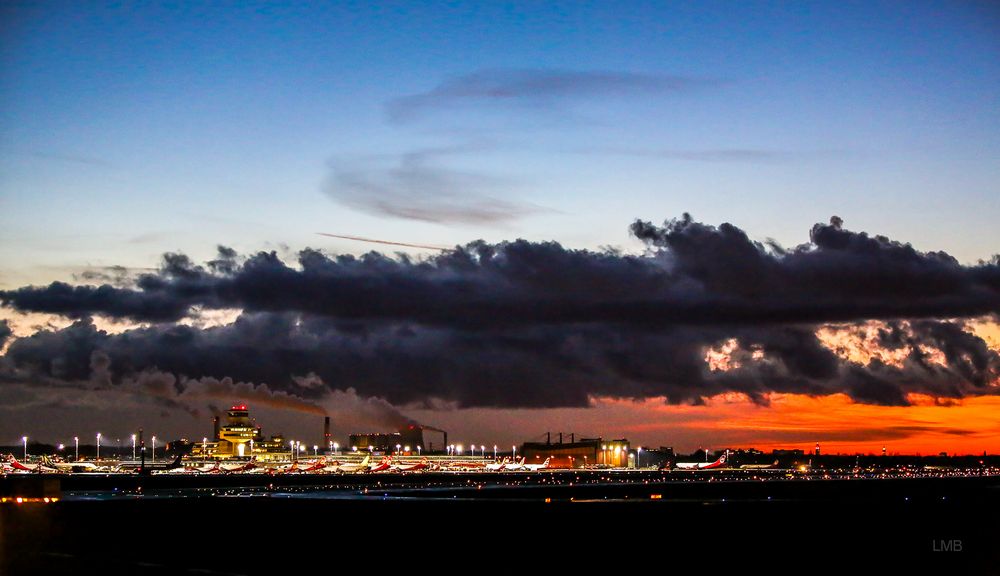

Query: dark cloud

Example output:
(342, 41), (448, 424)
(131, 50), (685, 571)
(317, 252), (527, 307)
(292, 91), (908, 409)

(325, 147), (545, 225)
(2, 216), (998, 409)
(207, 245), (239, 275)
(386, 69), (715, 123)
(0, 320), (11, 348)
(73, 265), (140, 287)
(10, 214), (997, 327)
(0, 281), (193, 322)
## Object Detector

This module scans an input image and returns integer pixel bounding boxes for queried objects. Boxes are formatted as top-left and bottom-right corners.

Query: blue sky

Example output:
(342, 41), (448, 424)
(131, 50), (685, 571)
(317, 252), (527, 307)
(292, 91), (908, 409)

(2, 1), (999, 289)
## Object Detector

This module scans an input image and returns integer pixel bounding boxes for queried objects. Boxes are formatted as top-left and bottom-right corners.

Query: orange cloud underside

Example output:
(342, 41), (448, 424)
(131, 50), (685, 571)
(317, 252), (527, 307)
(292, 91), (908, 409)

(604, 392), (1000, 455)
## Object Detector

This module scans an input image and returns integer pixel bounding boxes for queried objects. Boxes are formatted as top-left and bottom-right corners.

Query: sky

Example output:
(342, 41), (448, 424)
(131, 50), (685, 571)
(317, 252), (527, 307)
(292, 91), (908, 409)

(1, 1), (999, 454)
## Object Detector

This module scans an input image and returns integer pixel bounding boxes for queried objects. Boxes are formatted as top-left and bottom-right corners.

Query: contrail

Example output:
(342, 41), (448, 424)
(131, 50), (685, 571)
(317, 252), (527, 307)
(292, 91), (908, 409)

(317, 233), (451, 252)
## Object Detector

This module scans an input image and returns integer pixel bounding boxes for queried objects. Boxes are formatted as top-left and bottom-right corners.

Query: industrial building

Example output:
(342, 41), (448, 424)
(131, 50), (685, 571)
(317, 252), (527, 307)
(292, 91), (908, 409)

(349, 425), (426, 454)
(521, 437), (631, 468)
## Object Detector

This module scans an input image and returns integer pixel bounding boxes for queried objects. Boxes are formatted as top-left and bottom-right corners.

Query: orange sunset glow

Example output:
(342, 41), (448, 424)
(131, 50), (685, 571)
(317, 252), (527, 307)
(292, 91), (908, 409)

(667, 318), (1000, 454)
(616, 392), (1000, 455)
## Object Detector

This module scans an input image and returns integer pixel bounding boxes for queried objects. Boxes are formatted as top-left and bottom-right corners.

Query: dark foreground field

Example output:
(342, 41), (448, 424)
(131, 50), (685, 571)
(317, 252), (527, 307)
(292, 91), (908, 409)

(2, 473), (998, 575)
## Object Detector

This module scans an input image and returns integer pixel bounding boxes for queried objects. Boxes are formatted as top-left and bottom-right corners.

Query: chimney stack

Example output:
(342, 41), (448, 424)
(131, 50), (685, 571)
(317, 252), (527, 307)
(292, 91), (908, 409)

(212, 416), (220, 441)
(324, 416), (331, 447)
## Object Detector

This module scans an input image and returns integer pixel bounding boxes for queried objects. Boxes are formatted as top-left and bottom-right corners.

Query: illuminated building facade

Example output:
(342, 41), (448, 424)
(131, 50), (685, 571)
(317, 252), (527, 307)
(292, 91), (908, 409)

(215, 405), (260, 458)
(520, 438), (631, 468)
(189, 405), (289, 461)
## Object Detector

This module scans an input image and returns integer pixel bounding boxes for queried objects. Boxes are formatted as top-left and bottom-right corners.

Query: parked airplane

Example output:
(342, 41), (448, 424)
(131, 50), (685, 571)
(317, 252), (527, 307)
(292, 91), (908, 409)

(368, 456), (393, 473)
(5, 454), (59, 473)
(523, 457), (551, 472)
(675, 452), (728, 470)
(485, 457), (510, 472)
(502, 457), (526, 471)
(305, 458), (333, 472)
(446, 459), (488, 470)
(333, 454), (371, 474)
(220, 458), (259, 473)
(181, 461), (221, 474)
(391, 458), (429, 472)
(40, 455), (102, 473)
(139, 454), (184, 474)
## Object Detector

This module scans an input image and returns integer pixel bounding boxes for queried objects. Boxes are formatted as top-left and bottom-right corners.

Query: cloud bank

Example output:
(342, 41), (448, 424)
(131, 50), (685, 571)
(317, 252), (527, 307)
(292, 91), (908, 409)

(2, 216), (998, 411)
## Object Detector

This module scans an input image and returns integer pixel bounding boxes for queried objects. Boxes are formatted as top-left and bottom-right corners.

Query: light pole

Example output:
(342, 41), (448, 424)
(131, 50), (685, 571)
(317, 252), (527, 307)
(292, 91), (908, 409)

(151, 436), (156, 462)
(313, 445), (318, 457)
(481, 445), (485, 460)
(333, 442), (339, 455)
(132, 434), (137, 461)
(494, 445), (497, 460)
(512, 445), (516, 461)
(637, 447), (642, 469)
(96, 433), (101, 460)
(74, 436), (79, 461)
(417, 445), (421, 456)
(396, 443), (401, 455)
(250, 438), (254, 457)
(22, 436), (27, 460)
